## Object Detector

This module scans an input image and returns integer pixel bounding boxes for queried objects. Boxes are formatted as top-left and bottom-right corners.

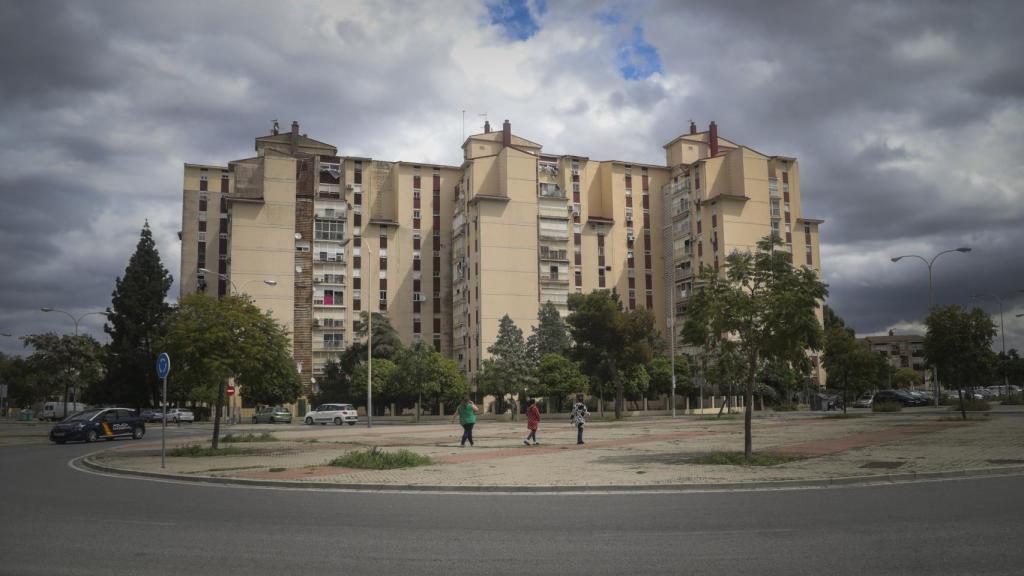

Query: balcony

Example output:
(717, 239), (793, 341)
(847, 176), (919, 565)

(539, 274), (570, 285)
(316, 207), (347, 220)
(538, 228), (569, 241)
(540, 248), (569, 261)
(313, 299), (346, 308)
(313, 317), (345, 329)
(313, 340), (345, 350)
(538, 183), (565, 199)
(314, 254), (346, 264)
(314, 275), (346, 286)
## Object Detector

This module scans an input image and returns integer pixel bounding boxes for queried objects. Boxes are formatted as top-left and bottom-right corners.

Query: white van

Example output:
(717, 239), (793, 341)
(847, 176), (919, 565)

(40, 401), (88, 421)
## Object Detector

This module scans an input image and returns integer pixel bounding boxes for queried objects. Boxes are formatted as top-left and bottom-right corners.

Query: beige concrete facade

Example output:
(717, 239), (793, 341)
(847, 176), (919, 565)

(180, 118), (825, 405)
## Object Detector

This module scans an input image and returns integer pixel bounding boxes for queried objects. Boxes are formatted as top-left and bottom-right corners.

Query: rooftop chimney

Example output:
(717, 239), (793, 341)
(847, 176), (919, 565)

(291, 121), (300, 154)
(484, 120), (491, 134)
(502, 119), (511, 147)
(689, 120), (697, 135)
(708, 121), (719, 157)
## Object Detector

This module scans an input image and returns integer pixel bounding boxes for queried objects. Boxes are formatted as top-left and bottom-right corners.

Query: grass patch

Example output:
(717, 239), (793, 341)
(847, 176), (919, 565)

(268, 467), (287, 472)
(221, 432), (278, 443)
(950, 399), (991, 412)
(693, 452), (801, 466)
(168, 444), (249, 457)
(999, 396), (1024, 405)
(772, 403), (800, 412)
(822, 413), (863, 419)
(328, 446), (432, 470)
(303, 438), (320, 444)
(872, 402), (903, 413)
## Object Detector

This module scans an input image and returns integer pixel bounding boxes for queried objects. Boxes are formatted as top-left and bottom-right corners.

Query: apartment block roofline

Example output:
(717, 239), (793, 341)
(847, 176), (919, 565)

(185, 162), (229, 170)
(467, 194), (511, 206)
(797, 217), (825, 224)
(367, 218), (400, 227)
(394, 160), (462, 170)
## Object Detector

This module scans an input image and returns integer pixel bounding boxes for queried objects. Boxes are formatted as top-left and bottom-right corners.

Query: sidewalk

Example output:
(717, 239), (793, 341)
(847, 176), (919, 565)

(82, 408), (1024, 490)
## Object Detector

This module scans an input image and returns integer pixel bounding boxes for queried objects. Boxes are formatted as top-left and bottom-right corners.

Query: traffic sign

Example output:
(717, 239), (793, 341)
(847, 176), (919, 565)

(156, 353), (170, 379)
(226, 385), (235, 397)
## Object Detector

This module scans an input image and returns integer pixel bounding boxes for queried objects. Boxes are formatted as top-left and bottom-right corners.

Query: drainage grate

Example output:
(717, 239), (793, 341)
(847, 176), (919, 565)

(860, 461), (905, 469)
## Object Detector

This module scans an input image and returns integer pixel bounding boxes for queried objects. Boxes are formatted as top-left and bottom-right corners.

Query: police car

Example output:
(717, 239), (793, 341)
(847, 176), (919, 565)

(49, 408), (146, 444)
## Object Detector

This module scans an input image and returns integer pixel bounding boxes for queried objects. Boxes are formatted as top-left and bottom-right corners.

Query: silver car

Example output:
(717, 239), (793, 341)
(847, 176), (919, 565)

(165, 408), (195, 423)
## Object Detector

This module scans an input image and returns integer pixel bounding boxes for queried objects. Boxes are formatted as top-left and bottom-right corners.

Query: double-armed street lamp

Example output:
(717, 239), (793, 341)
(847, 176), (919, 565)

(196, 268), (277, 296)
(890, 247), (972, 405)
(39, 307), (110, 418)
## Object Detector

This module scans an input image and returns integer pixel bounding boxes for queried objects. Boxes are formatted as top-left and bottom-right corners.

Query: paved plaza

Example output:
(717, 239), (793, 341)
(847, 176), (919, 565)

(70, 407), (1024, 489)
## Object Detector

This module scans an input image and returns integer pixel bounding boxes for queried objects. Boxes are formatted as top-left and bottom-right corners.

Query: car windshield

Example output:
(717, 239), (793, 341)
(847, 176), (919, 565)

(65, 410), (102, 422)
(341, 405), (354, 410)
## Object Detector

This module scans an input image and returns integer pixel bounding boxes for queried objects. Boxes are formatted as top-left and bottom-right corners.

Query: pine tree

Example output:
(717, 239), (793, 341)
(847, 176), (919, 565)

(98, 222), (172, 408)
(526, 301), (571, 366)
(480, 315), (534, 416)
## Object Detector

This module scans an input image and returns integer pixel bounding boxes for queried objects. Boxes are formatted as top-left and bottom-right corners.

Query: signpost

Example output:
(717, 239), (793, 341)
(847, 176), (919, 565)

(156, 353), (170, 469)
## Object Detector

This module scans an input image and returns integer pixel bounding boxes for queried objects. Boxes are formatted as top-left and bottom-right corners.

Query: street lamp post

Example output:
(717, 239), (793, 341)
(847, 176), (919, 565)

(890, 247), (971, 405)
(972, 292), (1023, 396)
(39, 307), (109, 419)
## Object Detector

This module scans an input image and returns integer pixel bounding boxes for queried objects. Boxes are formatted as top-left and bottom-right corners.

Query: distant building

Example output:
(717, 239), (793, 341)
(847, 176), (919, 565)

(860, 333), (929, 383)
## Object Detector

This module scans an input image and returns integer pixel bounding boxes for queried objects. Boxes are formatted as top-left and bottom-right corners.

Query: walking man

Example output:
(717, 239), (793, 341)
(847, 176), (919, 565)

(569, 394), (589, 445)
(451, 394), (480, 447)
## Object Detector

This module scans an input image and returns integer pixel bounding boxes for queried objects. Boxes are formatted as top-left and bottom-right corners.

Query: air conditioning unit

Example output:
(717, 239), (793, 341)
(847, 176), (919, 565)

(627, 233), (635, 242)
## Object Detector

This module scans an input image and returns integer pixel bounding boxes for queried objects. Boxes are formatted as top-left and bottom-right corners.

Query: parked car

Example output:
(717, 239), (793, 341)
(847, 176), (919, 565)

(872, 389), (922, 407)
(304, 403), (358, 426)
(49, 408), (145, 444)
(141, 409), (166, 423)
(852, 393), (874, 408)
(39, 401), (88, 421)
(165, 408), (195, 423)
(253, 406), (292, 424)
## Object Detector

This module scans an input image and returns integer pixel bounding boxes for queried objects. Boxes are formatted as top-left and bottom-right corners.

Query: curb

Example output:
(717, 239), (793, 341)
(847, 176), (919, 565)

(76, 453), (1024, 494)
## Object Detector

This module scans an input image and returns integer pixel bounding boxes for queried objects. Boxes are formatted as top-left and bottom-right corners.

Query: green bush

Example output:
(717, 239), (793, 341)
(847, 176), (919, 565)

(951, 398), (990, 412)
(872, 401), (903, 413)
(168, 445), (248, 457)
(999, 395), (1024, 405)
(329, 447), (432, 470)
(221, 432), (277, 443)
(693, 452), (800, 466)
(772, 403), (800, 412)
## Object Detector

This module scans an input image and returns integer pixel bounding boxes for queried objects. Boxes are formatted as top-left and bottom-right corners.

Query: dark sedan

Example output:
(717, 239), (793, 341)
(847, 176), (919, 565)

(872, 389), (925, 407)
(49, 408), (146, 444)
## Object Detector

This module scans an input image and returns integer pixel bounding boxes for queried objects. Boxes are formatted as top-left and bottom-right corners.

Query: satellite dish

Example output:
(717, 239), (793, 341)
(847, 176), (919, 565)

(295, 265), (303, 273)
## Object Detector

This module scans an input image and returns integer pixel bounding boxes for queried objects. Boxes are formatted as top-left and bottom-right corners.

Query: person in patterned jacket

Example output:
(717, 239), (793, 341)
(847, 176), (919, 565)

(569, 394), (589, 445)
(524, 397), (541, 445)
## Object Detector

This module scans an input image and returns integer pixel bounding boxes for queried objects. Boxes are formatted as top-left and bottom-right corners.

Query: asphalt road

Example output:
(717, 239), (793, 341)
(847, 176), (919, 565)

(2, 431), (1023, 576)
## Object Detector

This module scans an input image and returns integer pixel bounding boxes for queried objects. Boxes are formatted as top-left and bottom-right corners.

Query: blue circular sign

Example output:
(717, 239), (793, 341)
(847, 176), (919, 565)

(156, 353), (171, 379)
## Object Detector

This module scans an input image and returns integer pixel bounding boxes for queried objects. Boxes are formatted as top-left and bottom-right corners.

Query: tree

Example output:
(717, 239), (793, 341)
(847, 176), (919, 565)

(23, 333), (104, 413)
(526, 302), (571, 366)
(351, 358), (400, 414)
(160, 293), (301, 448)
(534, 353), (587, 412)
(309, 359), (352, 407)
(395, 340), (452, 416)
(566, 290), (660, 419)
(95, 222), (173, 408)
(353, 311), (402, 360)
(822, 326), (881, 413)
(892, 367), (923, 389)
(647, 354), (693, 404)
(480, 315), (534, 416)
(683, 236), (827, 456)
(924, 305), (997, 420)
(0, 352), (47, 408)
(621, 364), (650, 408)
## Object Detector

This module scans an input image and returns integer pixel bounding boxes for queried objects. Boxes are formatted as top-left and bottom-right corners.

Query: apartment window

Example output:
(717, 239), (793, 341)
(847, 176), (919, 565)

(413, 209), (421, 219)
(380, 290), (387, 301)
(198, 193), (208, 212)
(379, 270), (387, 279)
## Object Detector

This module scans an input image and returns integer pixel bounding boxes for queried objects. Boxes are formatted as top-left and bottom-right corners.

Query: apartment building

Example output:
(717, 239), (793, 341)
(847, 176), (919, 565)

(661, 121), (825, 385)
(860, 333), (928, 382)
(180, 118), (824, 404)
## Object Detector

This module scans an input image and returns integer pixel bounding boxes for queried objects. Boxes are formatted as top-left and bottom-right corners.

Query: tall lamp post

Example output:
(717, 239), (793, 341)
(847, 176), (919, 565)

(972, 291), (1023, 396)
(39, 307), (109, 419)
(890, 247), (971, 405)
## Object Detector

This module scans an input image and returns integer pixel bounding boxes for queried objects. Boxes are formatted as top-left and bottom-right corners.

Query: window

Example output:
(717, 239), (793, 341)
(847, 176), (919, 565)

(380, 290), (387, 301)
(413, 209), (421, 219)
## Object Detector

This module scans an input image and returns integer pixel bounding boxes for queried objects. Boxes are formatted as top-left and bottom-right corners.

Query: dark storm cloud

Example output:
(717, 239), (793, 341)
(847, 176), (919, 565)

(1, 0), (1021, 357)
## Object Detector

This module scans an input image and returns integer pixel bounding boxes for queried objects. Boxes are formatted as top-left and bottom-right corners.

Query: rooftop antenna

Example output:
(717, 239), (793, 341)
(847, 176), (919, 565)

(272, 119), (280, 135)
(478, 112), (488, 131)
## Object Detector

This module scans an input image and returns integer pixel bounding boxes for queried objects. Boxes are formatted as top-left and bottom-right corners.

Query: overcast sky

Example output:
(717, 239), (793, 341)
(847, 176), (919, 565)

(1, 0), (1022, 356)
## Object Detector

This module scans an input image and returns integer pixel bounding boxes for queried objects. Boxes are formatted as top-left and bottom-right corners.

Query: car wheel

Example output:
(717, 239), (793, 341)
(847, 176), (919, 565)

(334, 417), (342, 425)
(132, 427), (144, 440)
(305, 417), (314, 425)
(85, 429), (98, 443)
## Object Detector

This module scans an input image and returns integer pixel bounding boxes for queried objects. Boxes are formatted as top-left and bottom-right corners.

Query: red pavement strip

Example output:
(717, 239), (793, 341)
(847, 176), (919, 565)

(766, 421), (961, 456)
